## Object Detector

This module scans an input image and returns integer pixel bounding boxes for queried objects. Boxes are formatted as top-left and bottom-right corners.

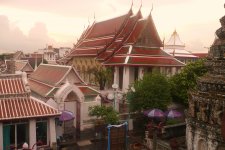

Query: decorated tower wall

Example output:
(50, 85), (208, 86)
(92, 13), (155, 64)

(186, 5), (225, 150)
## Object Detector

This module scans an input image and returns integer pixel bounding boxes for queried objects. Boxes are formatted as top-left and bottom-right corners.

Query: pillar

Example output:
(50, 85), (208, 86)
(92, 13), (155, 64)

(80, 100), (84, 131)
(172, 67), (177, 76)
(29, 119), (36, 149)
(0, 123), (3, 150)
(49, 117), (56, 147)
(138, 67), (144, 80)
(122, 66), (130, 92)
(113, 66), (119, 86)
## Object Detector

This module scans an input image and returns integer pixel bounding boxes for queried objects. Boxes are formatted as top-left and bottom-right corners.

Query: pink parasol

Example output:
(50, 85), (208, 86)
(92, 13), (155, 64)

(147, 109), (164, 118)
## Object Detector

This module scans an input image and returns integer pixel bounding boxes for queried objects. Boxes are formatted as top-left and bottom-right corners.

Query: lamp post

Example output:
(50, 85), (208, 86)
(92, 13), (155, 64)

(112, 83), (119, 111)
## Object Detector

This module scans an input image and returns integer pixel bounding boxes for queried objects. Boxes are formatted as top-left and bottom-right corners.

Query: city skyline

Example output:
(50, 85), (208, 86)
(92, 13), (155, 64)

(0, 0), (224, 53)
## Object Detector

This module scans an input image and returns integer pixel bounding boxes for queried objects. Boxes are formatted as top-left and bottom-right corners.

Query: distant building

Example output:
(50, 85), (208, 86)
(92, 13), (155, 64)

(6, 60), (34, 75)
(28, 64), (100, 132)
(39, 46), (71, 65)
(39, 46), (57, 64)
(186, 8), (225, 150)
(61, 8), (184, 91)
(164, 30), (198, 64)
(0, 73), (59, 150)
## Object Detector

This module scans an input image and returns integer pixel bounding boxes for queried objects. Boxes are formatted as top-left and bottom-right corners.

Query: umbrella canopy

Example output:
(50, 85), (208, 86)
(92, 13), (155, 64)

(59, 110), (75, 121)
(143, 109), (152, 116)
(147, 109), (164, 118)
(165, 109), (182, 118)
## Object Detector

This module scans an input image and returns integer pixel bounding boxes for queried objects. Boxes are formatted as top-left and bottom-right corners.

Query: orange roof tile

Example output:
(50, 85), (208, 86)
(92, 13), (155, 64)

(29, 64), (71, 86)
(0, 97), (60, 121)
(0, 74), (27, 96)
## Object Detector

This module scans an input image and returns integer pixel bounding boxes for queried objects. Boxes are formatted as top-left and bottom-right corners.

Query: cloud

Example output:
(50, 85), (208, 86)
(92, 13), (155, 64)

(0, 15), (56, 52)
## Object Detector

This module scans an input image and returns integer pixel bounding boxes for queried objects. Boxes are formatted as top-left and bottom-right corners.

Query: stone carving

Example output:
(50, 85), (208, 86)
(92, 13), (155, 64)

(200, 103), (207, 122)
(189, 100), (195, 117)
(187, 5), (225, 149)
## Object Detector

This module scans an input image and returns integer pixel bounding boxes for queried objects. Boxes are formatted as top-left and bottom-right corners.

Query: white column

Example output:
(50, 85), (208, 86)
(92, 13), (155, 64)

(49, 117), (56, 147)
(80, 101), (84, 131)
(0, 123), (3, 150)
(138, 67), (144, 80)
(113, 66), (119, 85)
(122, 66), (130, 92)
(29, 119), (36, 149)
(172, 67), (177, 75)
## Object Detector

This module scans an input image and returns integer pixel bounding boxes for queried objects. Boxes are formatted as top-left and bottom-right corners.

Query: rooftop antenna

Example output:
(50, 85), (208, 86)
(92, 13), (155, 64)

(88, 17), (90, 26)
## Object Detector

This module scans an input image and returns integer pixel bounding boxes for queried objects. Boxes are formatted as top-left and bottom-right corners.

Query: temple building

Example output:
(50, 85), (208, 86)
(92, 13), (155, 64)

(186, 6), (225, 150)
(0, 73), (60, 150)
(164, 30), (198, 64)
(28, 64), (100, 132)
(61, 8), (184, 91)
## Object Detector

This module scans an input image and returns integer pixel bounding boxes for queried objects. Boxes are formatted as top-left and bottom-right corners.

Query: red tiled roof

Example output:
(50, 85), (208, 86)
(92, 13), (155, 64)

(0, 97), (60, 121)
(0, 75), (27, 96)
(128, 57), (184, 66)
(104, 56), (184, 66)
(192, 53), (208, 58)
(78, 36), (113, 48)
(15, 61), (27, 71)
(126, 19), (146, 43)
(15, 61), (34, 72)
(70, 49), (100, 56)
(78, 86), (99, 96)
(28, 79), (53, 97)
(30, 64), (71, 86)
(131, 48), (168, 56)
(86, 14), (129, 39)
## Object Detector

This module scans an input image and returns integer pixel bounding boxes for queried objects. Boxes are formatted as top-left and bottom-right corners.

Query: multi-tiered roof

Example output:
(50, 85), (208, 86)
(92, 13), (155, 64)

(164, 30), (197, 59)
(64, 8), (184, 67)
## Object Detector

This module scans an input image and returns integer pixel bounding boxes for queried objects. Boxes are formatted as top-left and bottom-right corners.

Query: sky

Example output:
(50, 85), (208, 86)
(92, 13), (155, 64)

(0, 0), (224, 53)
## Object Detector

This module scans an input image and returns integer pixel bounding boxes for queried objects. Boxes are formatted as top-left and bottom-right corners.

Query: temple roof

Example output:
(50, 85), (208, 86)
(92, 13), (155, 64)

(103, 45), (184, 66)
(15, 60), (34, 72)
(29, 64), (99, 99)
(29, 64), (84, 86)
(165, 30), (185, 49)
(0, 74), (29, 96)
(0, 74), (60, 121)
(164, 30), (197, 59)
(0, 97), (60, 121)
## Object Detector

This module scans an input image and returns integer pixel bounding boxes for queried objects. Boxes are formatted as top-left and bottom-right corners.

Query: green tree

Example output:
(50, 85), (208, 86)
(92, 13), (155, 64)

(91, 67), (112, 90)
(169, 59), (207, 106)
(127, 72), (171, 112)
(89, 105), (119, 124)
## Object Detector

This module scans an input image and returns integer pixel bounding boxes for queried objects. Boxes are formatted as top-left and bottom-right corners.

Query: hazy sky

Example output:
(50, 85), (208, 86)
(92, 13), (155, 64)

(0, 0), (224, 53)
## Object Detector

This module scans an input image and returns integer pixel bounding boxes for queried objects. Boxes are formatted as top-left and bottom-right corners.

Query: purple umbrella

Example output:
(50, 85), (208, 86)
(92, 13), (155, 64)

(147, 109), (164, 118)
(143, 109), (152, 116)
(165, 109), (182, 118)
(59, 110), (75, 121)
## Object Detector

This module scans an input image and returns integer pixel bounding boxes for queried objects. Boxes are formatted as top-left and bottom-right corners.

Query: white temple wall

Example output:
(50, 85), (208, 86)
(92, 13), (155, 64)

(82, 98), (101, 130)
